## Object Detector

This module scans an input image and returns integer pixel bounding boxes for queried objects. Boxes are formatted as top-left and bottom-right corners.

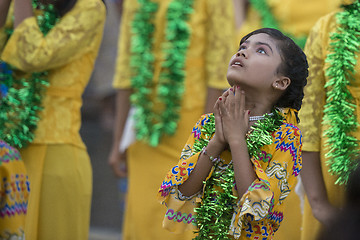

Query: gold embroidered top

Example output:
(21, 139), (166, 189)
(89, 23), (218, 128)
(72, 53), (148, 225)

(299, 12), (360, 151)
(0, 0), (106, 148)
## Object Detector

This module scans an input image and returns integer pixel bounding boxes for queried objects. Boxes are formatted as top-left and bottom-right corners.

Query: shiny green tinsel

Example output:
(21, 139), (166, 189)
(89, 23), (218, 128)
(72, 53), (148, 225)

(192, 110), (284, 239)
(0, 2), (59, 148)
(249, 0), (307, 48)
(323, 1), (360, 185)
(130, 0), (194, 147)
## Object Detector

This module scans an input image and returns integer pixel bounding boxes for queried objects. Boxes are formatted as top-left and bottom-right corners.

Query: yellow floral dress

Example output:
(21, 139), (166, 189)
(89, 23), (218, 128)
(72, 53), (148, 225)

(298, 11), (360, 240)
(158, 108), (302, 239)
(113, 0), (236, 239)
(0, 0), (106, 239)
(0, 140), (29, 240)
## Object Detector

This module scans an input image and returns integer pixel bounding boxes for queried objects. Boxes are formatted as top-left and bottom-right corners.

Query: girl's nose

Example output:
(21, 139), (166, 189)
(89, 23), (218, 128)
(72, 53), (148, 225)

(236, 50), (247, 58)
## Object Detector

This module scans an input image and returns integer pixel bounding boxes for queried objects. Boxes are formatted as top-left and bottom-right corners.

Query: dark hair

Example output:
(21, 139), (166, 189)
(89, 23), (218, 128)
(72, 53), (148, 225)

(240, 28), (309, 121)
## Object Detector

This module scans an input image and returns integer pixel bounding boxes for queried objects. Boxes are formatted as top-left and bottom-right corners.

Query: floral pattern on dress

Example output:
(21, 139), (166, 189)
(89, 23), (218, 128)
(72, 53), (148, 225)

(158, 108), (302, 239)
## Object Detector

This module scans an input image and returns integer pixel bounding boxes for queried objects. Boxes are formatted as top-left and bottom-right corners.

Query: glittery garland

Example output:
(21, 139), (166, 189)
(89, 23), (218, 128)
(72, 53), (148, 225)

(0, 1), (59, 148)
(323, 1), (360, 185)
(130, 0), (194, 147)
(192, 110), (284, 239)
(249, 0), (307, 48)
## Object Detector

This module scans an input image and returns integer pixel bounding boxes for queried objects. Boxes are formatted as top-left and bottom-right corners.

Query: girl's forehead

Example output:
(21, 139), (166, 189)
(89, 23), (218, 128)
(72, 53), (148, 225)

(244, 33), (281, 55)
(245, 33), (277, 46)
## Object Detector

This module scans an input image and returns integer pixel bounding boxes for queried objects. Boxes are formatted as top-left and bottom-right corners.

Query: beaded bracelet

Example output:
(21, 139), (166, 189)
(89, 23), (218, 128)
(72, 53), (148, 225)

(202, 147), (222, 165)
(176, 186), (201, 201)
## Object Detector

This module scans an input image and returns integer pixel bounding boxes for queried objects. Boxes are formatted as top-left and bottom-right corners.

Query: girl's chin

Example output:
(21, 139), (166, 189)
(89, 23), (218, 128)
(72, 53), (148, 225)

(227, 71), (244, 81)
(226, 77), (243, 87)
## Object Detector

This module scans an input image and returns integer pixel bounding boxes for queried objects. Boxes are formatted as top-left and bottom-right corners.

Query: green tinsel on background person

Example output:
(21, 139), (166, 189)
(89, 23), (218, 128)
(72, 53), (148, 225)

(0, 1), (59, 148)
(323, 1), (360, 185)
(130, 0), (194, 147)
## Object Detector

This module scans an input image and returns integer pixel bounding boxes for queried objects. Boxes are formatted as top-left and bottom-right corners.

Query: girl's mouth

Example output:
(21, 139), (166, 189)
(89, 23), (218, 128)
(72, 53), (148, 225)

(230, 58), (244, 67)
(232, 61), (243, 67)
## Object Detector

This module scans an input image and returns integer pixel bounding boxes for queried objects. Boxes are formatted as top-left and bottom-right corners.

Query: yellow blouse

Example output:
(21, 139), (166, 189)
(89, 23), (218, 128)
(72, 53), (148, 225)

(158, 108), (302, 239)
(299, 12), (360, 151)
(0, 0), (106, 148)
(237, 0), (341, 43)
(113, 0), (236, 109)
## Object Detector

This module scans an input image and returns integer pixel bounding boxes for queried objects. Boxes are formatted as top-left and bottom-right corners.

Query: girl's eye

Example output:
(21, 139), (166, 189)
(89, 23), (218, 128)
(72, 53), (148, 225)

(257, 48), (266, 54)
(238, 45), (246, 51)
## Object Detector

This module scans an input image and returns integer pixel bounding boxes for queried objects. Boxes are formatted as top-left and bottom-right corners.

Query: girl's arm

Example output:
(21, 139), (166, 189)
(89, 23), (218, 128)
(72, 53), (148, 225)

(228, 137), (256, 197)
(14, 0), (33, 28)
(178, 95), (228, 196)
(178, 138), (224, 196)
(301, 151), (338, 226)
(0, 0), (11, 28)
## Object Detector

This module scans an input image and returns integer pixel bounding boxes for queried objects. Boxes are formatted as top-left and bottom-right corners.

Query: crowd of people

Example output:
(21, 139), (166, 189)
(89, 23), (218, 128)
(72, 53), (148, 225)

(1, 0), (360, 240)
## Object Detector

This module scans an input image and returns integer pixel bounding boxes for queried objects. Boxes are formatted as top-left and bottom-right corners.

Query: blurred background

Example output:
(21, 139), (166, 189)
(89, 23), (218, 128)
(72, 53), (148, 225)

(80, 0), (124, 239)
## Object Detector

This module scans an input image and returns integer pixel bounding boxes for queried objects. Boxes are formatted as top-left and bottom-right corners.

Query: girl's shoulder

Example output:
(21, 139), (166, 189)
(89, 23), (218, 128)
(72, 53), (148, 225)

(273, 121), (302, 145)
(268, 108), (302, 142)
(279, 107), (299, 125)
(278, 121), (301, 134)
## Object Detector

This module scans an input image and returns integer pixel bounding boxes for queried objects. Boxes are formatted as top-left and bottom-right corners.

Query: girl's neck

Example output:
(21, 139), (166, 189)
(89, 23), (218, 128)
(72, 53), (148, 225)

(245, 99), (274, 130)
(245, 95), (275, 117)
(239, 84), (281, 117)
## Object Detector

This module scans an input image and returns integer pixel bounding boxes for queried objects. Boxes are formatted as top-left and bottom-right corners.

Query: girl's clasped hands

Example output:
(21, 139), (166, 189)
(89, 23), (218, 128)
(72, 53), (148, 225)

(213, 86), (250, 150)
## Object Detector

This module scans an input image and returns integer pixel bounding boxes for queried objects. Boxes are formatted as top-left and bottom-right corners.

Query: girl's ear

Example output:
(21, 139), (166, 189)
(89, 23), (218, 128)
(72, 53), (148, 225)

(273, 77), (291, 90)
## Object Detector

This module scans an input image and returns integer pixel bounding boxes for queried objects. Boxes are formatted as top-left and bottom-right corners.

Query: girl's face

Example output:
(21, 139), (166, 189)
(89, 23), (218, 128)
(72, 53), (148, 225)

(226, 33), (284, 91)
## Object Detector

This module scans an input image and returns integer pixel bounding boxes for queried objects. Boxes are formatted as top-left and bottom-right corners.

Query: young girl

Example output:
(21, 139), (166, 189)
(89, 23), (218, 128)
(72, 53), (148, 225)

(158, 28), (308, 239)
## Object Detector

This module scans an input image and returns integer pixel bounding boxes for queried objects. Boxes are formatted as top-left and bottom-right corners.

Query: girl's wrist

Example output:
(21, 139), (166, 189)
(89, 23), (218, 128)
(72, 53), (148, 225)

(206, 138), (225, 157)
(201, 146), (223, 165)
(228, 136), (246, 149)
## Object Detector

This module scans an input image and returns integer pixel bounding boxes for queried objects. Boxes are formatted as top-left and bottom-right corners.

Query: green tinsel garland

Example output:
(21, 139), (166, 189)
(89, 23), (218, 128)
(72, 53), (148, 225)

(130, 0), (194, 147)
(249, 0), (307, 48)
(192, 110), (284, 239)
(0, 1), (59, 148)
(323, 1), (360, 185)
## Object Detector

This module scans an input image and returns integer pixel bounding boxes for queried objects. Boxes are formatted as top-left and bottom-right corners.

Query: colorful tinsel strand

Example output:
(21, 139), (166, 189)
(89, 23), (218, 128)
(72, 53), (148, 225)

(249, 0), (307, 48)
(192, 109), (284, 239)
(130, 0), (194, 147)
(0, 1), (59, 148)
(323, 1), (360, 185)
